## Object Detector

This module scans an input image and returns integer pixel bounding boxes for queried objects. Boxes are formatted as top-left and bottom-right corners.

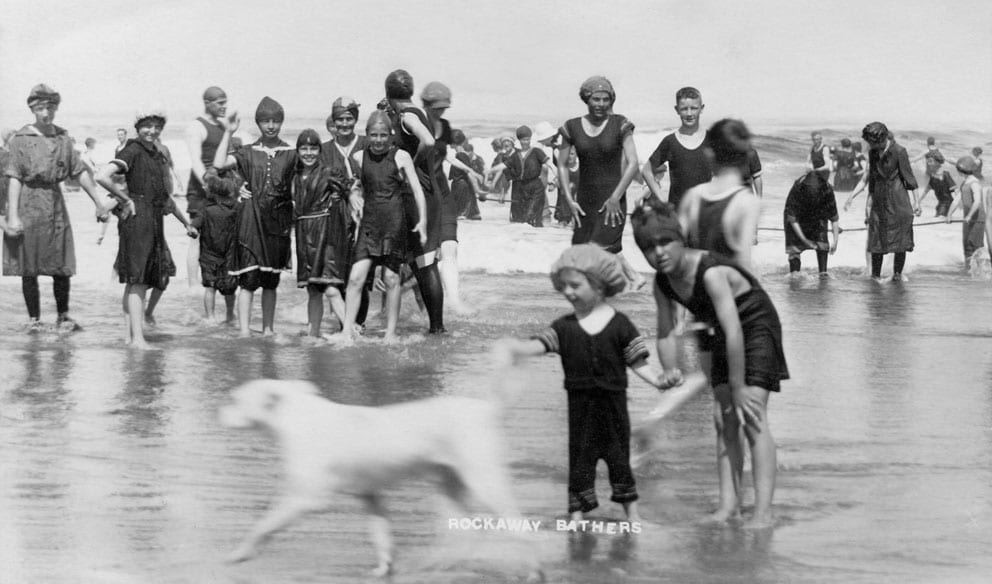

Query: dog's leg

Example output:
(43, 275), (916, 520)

(226, 492), (322, 563)
(458, 460), (545, 583)
(360, 494), (394, 577)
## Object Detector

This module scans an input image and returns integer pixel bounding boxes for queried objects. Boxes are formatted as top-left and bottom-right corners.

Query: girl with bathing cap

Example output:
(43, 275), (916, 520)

(632, 200), (788, 527)
(293, 129), (354, 337)
(382, 69), (447, 334)
(496, 244), (668, 523)
(421, 81), (484, 316)
(4, 84), (115, 332)
(213, 97), (297, 337)
(340, 111), (427, 342)
(844, 122), (920, 281)
(96, 107), (197, 348)
(556, 76), (645, 290)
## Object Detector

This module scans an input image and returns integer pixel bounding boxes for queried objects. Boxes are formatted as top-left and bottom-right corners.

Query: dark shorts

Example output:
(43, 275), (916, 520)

(238, 269), (281, 292)
(710, 326), (789, 392)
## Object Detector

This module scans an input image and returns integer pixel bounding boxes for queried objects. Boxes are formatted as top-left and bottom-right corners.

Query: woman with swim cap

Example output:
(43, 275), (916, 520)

(557, 76), (644, 288)
(4, 84), (113, 333)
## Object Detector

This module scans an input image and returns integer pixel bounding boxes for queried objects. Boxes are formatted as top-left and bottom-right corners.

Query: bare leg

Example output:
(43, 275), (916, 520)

(324, 286), (347, 332)
(307, 288), (324, 337)
(238, 288), (253, 338)
(622, 501), (641, 523)
(360, 494), (394, 577)
(439, 240), (474, 315)
(223, 293), (236, 324)
(616, 252), (646, 291)
(145, 287), (163, 326)
(741, 386), (776, 528)
(226, 493), (323, 564)
(203, 286), (216, 320)
(382, 268), (401, 342)
(260, 288), (277, 335)
(121, 284), (132, 344)
(710, 386), (744, 522)
(125, 283), (150, 349)
(342, 259), (372, 339)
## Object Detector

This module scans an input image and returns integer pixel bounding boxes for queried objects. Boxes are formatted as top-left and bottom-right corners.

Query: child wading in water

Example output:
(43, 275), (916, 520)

(341, 111), (427, 342)
(497, 244), (668, 523)
(192, 171), (240, 324)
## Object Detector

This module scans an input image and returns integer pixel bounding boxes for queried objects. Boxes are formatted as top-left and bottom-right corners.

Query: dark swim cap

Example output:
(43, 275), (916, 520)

(255, 96), (284, 123)
(385, 69), (415, 100)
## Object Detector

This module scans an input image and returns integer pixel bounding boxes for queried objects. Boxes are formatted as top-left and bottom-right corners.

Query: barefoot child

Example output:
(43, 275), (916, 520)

(632, 201), (788, 527)
(340, 111), (427, 342)
(292, 129), (353, 337)
(192, 171), (240, 324)
(496, 244), (668, 523)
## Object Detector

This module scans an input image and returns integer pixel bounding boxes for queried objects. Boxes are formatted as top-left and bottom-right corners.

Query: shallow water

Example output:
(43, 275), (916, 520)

(2, 195), (992, 583)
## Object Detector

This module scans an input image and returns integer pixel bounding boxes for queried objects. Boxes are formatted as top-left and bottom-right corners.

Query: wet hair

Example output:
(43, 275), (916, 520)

(861, 122), (889, 146)
(675, 86), (701, 103)
(366, 110), (392, 133)
(707, 118), (752, 170)
(630, 197), (684, 251)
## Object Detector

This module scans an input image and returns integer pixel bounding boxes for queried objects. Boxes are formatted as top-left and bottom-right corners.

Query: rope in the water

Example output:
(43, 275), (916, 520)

(759, 219), (963, 233)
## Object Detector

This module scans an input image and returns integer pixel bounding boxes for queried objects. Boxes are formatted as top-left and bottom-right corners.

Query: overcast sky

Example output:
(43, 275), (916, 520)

(2, 0), (990, 130)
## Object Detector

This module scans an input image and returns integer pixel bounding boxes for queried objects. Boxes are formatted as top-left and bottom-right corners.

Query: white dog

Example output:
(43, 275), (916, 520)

(219, 379), (543, 580)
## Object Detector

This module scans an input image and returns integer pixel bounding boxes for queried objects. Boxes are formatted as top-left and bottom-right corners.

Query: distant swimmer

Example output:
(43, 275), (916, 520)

(806, 131), (832, 182)
(783, 171), (840, 278)
(832, 138), (860, 192)
(844, 122), (921, 282)
(949, 156), (986, 270)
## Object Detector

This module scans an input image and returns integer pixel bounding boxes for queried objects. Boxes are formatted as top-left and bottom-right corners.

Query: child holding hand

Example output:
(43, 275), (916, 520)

(496, 244), (671, 523)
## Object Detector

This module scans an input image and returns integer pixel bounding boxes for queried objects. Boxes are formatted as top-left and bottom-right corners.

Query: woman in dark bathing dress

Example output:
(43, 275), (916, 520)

(556, 76), (644, 287)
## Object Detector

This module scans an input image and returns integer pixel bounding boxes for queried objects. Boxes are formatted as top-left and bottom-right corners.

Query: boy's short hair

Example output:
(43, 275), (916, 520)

(116, 128), (127, 134)
(84, 137), (96, 148)
(840, 138), (851, 148)
(675, 86), (701, 103)
(973, 146), (983, 156)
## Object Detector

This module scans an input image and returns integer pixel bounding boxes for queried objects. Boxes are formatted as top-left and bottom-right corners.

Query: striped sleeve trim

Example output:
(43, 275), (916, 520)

(624, 336), (650, 365)
(532, 328), (559, 354)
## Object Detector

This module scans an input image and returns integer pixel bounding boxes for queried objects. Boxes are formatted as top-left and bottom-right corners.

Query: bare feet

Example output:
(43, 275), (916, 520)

(704, 507), (741, 524)
(743, 513), (775, 530)
(144, 314), (157, 328)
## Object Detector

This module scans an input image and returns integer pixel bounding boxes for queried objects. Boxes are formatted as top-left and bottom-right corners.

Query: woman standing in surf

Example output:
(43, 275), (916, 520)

(556, 76), (644, 288)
